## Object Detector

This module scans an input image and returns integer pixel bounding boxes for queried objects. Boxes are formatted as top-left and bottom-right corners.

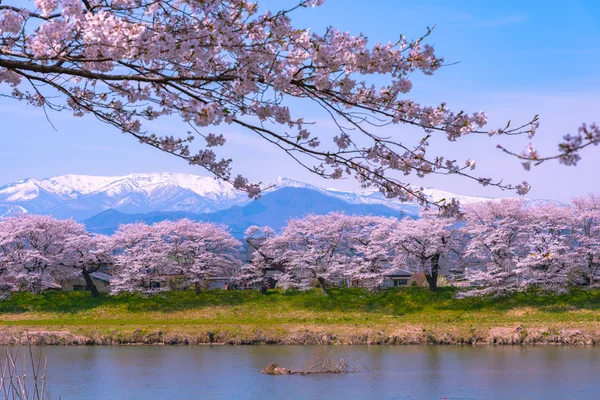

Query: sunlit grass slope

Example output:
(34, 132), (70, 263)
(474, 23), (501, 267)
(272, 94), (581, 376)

(1, 288), (600, 345)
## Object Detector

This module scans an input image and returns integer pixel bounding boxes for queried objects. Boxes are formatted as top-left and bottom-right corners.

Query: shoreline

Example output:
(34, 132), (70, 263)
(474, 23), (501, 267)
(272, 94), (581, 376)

(2, 288), (600, 347)
(1, 324), (597, 346)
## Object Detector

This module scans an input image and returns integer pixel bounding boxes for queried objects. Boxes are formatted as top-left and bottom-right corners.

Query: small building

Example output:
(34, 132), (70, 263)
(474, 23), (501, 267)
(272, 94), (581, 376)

(206, 277), (230, 290)
(382, 269), (414, 288)
(61, 272), (112, 292)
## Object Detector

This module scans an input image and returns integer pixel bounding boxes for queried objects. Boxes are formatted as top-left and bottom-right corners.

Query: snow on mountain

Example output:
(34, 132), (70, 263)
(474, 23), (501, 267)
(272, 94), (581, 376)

(0, 205), (27, 219)
(265, 177), (494, 214)
(0, 172), (551, 221)
(265, 177), (417, 213)
(0, 173), (250, 220)
(38, 175), (117, 197)
(0, 180), (41, 202)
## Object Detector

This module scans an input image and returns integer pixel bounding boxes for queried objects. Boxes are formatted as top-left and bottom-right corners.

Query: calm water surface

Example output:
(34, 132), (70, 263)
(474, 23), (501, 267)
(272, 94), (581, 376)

(2, 345), (600, 399)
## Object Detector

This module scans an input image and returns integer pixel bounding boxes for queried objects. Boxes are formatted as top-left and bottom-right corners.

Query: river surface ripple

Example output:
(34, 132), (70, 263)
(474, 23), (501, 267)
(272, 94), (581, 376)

(2, 345), (599, 399)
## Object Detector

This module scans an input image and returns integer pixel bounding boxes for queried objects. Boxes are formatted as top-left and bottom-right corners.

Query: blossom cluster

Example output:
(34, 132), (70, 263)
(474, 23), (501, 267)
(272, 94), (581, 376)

(0, 0), (539, 207)
(459, 196), (600, 297)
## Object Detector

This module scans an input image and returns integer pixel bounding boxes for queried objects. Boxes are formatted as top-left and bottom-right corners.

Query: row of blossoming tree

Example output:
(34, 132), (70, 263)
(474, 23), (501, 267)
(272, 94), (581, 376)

(242, 196), (600, 296)
(1, 195), (600, 297)
(0, 217), (241, 296)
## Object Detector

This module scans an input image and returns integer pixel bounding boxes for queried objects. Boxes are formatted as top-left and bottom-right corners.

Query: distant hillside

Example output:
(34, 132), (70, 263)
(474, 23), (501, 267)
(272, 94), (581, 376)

(0, 172), (514, 221)
(83, 187), (407, 235)
(0, 172), (562, 233)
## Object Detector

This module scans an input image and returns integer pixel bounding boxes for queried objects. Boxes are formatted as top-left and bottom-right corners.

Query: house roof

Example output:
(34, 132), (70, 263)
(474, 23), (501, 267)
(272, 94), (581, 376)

(385, 269), (413, 277)
(90, 271), (112, 283)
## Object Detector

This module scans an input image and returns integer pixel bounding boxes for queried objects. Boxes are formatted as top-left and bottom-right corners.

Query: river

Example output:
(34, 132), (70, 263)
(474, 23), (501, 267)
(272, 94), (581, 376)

(2, 345), (599, 399)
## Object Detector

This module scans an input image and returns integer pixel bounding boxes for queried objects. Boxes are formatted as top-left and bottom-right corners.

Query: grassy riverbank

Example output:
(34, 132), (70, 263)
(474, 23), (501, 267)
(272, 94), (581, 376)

(2, 288), (600, 345)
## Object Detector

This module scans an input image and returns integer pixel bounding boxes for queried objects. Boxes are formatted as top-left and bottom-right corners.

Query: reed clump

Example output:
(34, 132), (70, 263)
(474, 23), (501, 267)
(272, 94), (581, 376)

(1, 342), (50, 400)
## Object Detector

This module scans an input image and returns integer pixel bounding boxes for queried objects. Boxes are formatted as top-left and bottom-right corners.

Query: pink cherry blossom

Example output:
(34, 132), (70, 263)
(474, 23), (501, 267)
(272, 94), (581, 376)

(0, 0), (542, 211)
(109, 219), (240, 294)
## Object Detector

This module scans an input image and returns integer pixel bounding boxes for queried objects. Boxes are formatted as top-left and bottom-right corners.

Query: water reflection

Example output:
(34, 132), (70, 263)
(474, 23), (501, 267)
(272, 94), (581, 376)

(2, 346), (599, 400)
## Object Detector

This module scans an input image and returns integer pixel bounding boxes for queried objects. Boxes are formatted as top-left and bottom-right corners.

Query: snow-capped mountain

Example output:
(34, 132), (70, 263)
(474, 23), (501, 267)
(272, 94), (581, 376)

(266, 177), (495, 214)
(0, 172), (550, 222)
(0, 173), (249, 220)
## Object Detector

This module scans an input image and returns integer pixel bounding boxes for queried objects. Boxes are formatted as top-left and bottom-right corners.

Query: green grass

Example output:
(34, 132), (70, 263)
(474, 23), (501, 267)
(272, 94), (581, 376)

(2, 288), (600, 344)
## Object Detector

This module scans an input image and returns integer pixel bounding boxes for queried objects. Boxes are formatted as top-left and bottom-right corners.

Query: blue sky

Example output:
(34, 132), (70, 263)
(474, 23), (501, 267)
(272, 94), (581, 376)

(1, 0), (599, 201)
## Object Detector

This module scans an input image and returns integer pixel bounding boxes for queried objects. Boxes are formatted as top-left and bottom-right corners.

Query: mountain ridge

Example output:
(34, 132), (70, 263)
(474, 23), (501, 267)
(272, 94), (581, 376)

(0, 173), (249, 220)
(0, 173), (560, 227)
(82, 187), (405, 235)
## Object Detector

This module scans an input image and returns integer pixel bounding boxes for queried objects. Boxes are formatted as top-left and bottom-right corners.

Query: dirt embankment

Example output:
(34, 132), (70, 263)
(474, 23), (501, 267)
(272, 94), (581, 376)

(0, 325), (598, 346)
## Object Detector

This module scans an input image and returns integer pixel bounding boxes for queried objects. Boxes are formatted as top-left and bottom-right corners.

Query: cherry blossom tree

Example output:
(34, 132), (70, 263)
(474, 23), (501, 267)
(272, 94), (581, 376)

(154, 219), (241, 294)
(570, 195), (600, 286)
(60, 233), (114, 297)
(238, 225), (278, 293)
(264, 213), (359, 292)
(109, 222), (171, 293)
(0, 0), (542, 209)
(515, 204), (575, 292)
(0, 221), (17, 292)
(387, 211), (458, 292)
(460, 199), (529, 295)
(110, 220), (241, 294)
(0, 214), (85, 294)
(347, 215), (399, 289)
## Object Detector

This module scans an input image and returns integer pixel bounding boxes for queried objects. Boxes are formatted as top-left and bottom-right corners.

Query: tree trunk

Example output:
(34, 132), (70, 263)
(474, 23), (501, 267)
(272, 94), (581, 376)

(194, 281), (201, 296)
(317, 277), (330, 295)
(586, 255), (594, 286)
(82, 268), (99, 297)
(425, 254), (440, 292)
(259, 283), (268, 294)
